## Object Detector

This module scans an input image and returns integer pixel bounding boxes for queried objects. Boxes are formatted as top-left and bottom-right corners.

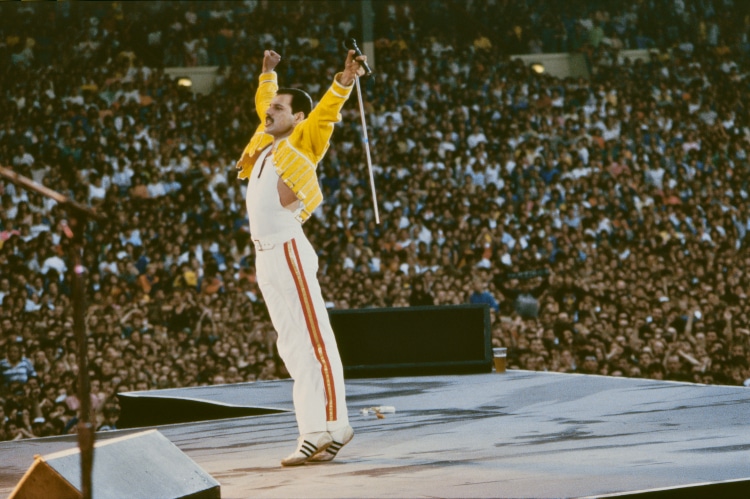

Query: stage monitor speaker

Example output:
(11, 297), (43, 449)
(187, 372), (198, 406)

(330, 304), (492, 377)
(10, 430), (220, 499)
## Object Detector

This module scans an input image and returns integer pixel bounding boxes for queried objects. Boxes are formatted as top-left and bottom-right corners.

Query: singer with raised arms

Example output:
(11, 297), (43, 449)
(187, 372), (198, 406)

(235, 47), (367, 465)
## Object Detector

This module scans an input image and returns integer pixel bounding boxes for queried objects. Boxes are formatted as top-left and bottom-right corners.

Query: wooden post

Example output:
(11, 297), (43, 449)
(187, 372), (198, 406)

(0, 166), (101, 499)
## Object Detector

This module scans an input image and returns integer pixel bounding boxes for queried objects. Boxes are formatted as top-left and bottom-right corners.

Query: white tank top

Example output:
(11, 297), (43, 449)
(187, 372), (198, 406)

(246, 146), (301, 239)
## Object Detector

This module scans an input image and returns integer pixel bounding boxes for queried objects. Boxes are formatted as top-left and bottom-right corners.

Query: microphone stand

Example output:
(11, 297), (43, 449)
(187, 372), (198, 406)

(353, 74), (380, 224)
(346, 38), (379, 224)
(0, 165), (103, 499)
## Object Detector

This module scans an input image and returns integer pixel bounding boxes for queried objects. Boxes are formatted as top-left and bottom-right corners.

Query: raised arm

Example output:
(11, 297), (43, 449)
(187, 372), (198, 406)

(236, 50), (282, 178)
(255, 50), (282, 124)
(292, 49), (367, 160)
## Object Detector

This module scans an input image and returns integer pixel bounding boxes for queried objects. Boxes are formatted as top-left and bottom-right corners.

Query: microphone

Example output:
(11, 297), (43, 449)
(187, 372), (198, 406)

(345, 38), (373, 76)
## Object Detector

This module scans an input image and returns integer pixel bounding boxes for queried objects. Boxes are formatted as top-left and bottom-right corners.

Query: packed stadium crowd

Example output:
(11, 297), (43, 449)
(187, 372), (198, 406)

(2, 0), (750, 441)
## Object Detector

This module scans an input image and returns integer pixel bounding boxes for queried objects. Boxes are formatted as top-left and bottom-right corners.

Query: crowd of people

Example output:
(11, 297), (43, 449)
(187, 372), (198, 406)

(2, 0), (750, 441)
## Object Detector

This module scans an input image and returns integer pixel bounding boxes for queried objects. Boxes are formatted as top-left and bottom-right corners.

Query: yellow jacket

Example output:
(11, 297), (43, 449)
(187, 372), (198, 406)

(236, 71), (354, 223)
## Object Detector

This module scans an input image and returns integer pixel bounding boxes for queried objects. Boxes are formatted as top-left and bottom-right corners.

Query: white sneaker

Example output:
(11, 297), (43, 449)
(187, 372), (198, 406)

(310, 425), (354, 463)
(280, 432), (333, 466)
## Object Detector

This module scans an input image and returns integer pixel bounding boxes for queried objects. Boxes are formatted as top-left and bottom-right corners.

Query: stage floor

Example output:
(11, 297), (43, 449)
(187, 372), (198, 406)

(1, 370), (750, 498)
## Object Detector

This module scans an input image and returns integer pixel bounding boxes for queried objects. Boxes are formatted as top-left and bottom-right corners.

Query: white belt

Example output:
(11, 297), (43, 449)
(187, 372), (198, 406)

(253, 240), (276, 251)
(252, 229), (302, 252)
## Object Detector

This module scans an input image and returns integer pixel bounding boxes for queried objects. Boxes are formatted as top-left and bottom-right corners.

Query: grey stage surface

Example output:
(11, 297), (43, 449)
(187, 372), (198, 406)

(1, 370), (750, 498)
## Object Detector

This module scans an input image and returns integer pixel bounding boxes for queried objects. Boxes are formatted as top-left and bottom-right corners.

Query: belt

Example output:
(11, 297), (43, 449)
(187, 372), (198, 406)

(253, 239), (276, 251)
(252, 230), (302, 252)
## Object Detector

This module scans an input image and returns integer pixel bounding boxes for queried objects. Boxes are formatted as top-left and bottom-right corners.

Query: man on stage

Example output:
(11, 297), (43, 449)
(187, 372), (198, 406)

(236, 48), (366, 465)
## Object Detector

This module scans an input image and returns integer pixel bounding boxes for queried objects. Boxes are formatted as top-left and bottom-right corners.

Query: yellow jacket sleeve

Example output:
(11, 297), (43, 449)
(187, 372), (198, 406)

(287, 74), (354, 163)
(235, 72), (277, 179)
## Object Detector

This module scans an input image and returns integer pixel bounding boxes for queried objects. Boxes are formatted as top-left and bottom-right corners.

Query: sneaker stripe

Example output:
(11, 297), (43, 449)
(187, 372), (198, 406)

(325, 442), (343, 456)
(301, 441), (318, 457)
(308, 428), (352, 463)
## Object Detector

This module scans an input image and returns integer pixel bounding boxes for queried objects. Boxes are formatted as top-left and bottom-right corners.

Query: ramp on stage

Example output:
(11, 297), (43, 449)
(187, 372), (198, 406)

(1, 370), (749, 498)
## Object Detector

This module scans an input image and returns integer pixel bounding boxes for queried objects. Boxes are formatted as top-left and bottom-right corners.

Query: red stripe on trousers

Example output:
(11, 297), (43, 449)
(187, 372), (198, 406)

(284, 239), (337, 421)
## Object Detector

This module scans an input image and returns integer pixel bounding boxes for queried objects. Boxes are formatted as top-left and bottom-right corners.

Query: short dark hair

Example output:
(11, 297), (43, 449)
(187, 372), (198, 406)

(277, 87), (313, 117)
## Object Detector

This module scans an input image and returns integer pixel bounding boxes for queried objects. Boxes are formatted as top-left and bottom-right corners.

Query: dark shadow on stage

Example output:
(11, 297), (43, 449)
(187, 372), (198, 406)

(591, 479), (750, 499)
(117, 394), (286, 428)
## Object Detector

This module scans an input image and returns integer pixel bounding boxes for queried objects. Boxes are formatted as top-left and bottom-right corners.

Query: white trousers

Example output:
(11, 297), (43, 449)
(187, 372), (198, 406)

(255, 230), (349, 435)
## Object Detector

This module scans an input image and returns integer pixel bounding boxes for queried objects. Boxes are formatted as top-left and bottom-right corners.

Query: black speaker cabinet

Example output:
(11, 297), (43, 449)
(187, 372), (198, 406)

(329, 304), (492, 377)
(10, 430), (220, 499)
